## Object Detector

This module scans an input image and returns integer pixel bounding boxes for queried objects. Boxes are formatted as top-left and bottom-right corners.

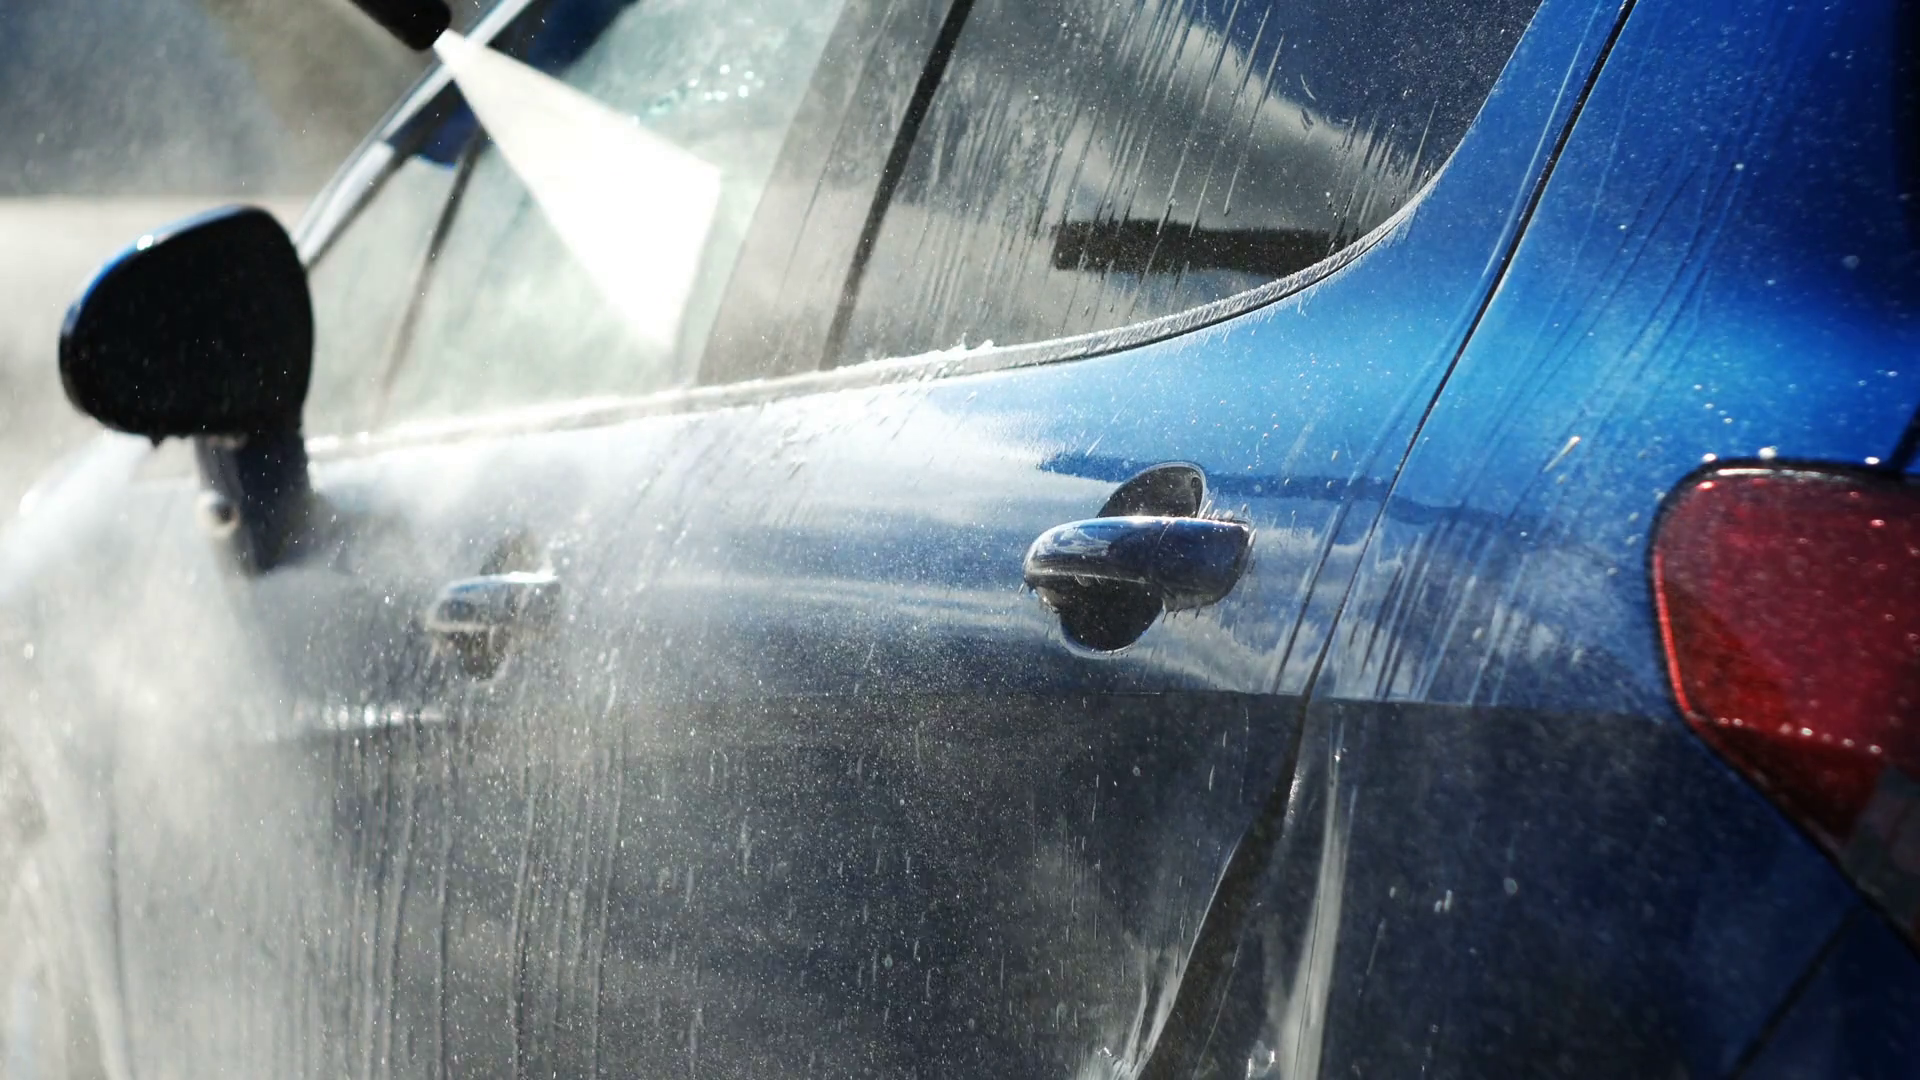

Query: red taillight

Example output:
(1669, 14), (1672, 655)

(1652, 464), (1920, 935)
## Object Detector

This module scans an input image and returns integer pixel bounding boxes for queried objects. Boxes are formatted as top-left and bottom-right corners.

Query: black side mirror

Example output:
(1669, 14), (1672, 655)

(59, 205), (313, 441)
(62, 206), (317, 574)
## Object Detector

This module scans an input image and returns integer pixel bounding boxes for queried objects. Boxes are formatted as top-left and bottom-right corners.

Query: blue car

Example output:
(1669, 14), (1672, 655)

(4, 0), (1917, 1074)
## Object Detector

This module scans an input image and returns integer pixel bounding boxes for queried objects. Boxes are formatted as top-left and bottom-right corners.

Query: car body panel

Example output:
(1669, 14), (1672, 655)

(0, 0), (1626, 1074)
(1323, 0), (1920, 713)
(7, 0), (1917, 1074)
(1205, 0), (1920, 1074)
(1741, 911), (1920, 1079)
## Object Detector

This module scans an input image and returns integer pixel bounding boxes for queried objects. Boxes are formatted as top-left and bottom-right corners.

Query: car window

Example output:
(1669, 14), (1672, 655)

(832, 0), (1542, 363)
(303, 153), (464, 435)
(377, 0), (849, 426)
(695, 0), (960, 386)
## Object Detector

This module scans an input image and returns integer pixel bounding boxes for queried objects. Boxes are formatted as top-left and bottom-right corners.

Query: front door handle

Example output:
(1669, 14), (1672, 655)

(1024, 516), (1251, 651)
(425, 569), (560, 677)
(426, 570), (560, 637)
(1024, 516), (1251, 610)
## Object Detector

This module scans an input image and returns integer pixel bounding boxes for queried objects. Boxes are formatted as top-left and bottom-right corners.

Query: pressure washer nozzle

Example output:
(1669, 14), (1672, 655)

(346, 0), (451, 51)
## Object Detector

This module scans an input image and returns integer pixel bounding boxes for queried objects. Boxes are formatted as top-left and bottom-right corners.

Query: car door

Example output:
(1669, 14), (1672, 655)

(7, 0), (1628, 1075)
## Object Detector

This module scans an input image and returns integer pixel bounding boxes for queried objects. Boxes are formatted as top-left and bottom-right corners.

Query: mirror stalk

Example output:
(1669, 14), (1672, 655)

(194, 430), (313, 576)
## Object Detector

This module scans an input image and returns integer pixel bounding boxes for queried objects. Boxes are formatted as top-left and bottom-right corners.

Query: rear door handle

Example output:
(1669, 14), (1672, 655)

(1024, 516), (1251, 611)
(425, 569), (560, 636)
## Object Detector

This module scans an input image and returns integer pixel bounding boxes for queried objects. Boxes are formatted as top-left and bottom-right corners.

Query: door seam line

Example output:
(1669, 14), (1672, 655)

(821, 0), (981, 366)
(1132, 3), (1643, 1074)
(1295, 0), (1640, 712)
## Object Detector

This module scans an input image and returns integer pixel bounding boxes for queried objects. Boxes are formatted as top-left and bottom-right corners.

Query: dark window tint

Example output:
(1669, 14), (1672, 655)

(834, 0), (1541, 362)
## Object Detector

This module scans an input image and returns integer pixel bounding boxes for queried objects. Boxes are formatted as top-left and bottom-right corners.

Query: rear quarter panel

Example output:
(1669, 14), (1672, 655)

(1226, 0), (1920, 1074)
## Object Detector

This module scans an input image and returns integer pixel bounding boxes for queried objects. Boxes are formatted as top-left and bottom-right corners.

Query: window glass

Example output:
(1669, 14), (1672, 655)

(835, 0), (1542, 362)
(379, 0), (848, 425)
(303, 153), (462, 435)
(697, 0), (957, 386)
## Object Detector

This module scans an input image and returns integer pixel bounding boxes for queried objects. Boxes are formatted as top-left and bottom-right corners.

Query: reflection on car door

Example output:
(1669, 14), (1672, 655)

(296, 0), (1612, 1075)
(1239, 0), (1920, 1073)
(64, 0), (1629, 1076)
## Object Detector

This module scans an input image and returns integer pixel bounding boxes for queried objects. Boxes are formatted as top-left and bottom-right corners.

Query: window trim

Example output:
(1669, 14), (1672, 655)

(291, 0), (539, 267)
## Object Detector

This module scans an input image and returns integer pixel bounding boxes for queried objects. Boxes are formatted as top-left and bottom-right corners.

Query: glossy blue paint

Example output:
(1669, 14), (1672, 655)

(1283, 0), (1920, 1071)
(4, 0), (1915, 1072)
(0, 0), (1624, 1072)
(1324, 0), (1920, 712)
(1203, 700), (1862, 1077)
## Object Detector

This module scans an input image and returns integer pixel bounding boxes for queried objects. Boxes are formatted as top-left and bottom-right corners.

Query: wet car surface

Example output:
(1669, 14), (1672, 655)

(3, 0), (1919, 1076)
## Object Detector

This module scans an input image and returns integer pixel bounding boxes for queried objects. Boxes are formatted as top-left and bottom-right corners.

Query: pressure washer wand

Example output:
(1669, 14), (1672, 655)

(345, 0), (452, 51)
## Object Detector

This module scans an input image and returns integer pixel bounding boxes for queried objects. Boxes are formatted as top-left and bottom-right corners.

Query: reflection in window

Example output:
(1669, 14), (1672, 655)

(835, 0), (1541, 362)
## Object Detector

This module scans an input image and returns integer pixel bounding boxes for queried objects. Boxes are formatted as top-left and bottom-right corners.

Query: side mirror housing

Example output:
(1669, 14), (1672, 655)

(59, 205), (313, 441)
(61, 206), (316, 574)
